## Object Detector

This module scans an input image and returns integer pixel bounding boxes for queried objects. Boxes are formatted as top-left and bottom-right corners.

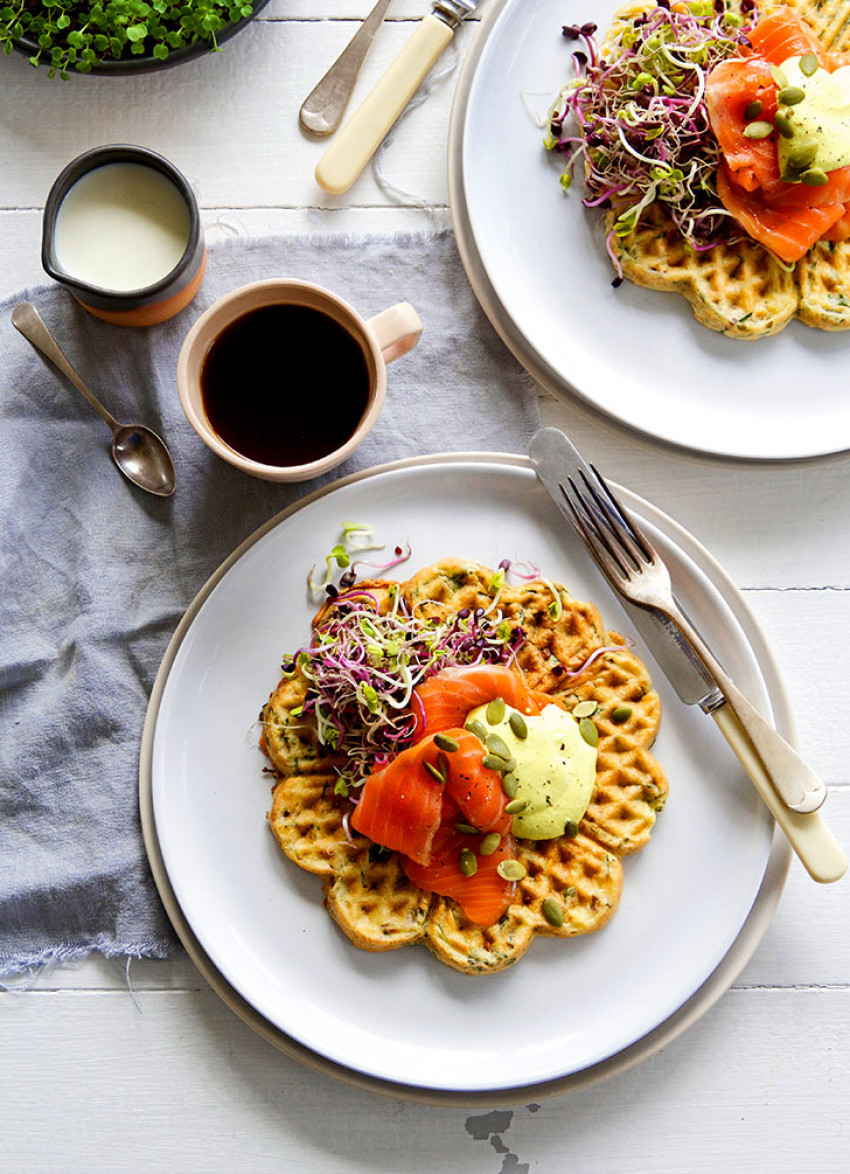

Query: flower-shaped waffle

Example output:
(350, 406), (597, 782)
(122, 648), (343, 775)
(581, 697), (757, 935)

(259, 560), (668, 974)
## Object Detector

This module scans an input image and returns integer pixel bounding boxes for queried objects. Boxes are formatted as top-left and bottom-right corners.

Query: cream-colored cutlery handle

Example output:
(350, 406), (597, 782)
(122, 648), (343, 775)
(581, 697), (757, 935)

(713, 706), (847, 884)
(315, 14), (454, 195)
(670, 603), (826, 813)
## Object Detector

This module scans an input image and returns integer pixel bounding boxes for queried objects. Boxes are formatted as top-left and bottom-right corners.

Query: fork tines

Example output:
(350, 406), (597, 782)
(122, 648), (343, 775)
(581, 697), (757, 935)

(559, 466), (652, 578)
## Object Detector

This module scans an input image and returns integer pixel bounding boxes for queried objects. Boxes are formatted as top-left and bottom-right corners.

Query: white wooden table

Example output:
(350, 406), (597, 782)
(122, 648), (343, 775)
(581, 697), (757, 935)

(1, 3), (848, 1170)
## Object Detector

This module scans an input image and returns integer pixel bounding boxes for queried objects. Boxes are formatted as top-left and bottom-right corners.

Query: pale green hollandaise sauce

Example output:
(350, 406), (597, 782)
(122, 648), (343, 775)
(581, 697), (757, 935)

(776, 55), (850, 178)
(468, 702), (597, 840)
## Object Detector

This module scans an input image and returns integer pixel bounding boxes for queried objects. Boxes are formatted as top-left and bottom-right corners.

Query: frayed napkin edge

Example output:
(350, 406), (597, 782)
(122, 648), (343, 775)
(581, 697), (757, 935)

(0, 938), (175, 987)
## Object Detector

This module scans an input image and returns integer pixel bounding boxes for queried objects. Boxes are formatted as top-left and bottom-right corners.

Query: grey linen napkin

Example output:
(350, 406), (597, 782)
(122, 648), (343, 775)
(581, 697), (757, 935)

(0, 230), (541, 977)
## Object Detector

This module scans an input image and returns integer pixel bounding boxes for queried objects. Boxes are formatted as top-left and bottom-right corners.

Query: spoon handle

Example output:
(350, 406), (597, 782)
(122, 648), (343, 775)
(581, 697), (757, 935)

(299, 0), (395, 136)
(11, 302), (119, 431)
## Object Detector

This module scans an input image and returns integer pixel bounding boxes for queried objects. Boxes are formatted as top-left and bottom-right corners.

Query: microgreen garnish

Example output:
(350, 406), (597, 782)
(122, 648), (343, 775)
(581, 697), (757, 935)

(308, 525), (414, 596)
(287, 581), (523, 786)
(547, 2), (759, 262)
(542, 577), (563, 620)
(0, 1), (254, 79)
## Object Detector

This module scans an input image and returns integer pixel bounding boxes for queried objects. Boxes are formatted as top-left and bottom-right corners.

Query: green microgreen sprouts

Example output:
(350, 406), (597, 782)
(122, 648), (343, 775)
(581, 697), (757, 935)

(0, 1), (255, 79)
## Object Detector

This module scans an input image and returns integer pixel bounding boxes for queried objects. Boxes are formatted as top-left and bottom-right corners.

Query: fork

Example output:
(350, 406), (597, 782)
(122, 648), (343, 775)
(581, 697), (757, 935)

(559, 459), (846, 884)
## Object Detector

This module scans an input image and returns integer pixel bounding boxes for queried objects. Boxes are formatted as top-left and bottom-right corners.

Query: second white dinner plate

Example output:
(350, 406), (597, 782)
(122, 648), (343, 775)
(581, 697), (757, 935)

(144, 455), (788, 1095)
(450, 0), (850, 461)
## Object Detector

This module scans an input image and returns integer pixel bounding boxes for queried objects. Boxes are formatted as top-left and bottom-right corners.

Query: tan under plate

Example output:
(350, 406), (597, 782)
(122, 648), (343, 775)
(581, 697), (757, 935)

(140, 453), (790, 1103)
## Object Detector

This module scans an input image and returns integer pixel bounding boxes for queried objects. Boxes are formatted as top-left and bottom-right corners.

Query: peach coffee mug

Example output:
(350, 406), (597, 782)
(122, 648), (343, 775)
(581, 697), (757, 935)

(177, 279), (423, 482)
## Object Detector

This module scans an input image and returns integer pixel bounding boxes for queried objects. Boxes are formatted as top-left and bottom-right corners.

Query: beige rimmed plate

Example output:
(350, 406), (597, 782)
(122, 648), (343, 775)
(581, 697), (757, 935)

(140, 453), (790, 1103)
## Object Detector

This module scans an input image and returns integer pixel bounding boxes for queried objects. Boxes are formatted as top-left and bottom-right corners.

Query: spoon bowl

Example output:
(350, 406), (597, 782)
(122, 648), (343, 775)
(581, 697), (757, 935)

(11, 301), (176, 497)
(112, 424), (177, 496)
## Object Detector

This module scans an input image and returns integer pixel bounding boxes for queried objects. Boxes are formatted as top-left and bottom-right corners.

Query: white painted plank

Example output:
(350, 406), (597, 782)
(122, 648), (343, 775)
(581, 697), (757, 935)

(0, 19), (470, 210)
(0, 988), (846, 1171)
(264, 3), (446, 18)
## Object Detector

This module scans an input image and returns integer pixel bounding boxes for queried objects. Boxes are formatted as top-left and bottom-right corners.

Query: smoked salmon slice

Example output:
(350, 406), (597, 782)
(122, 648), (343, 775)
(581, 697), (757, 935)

(746, 8), (826, 67)
(401, 823), (517, 927)
(822, 205), (850, 241)
(706, 57), (780, 192)
(442, 729), (513, 837)
(412, 664), (540, 740)
(350, 728), (510, 864)
(716, 163), (846, 262)
(762, 166), (850, 208)
(705, 11), (850, 260)
(350, 738), (444, 865)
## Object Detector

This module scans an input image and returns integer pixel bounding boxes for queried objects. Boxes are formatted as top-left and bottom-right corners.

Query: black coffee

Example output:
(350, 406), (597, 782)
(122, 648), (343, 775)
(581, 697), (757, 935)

(200, 303), (372, 467)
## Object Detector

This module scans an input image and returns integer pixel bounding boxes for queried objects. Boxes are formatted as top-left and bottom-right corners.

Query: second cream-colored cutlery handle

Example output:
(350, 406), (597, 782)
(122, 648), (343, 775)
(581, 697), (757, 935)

(315, 14), (454, 195)
(712, 706), (847, 883)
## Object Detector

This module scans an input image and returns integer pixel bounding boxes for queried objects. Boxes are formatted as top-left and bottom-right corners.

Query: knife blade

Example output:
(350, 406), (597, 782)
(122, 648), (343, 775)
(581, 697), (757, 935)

(529, 428), (847, 885)
(315, 0), (480, 195)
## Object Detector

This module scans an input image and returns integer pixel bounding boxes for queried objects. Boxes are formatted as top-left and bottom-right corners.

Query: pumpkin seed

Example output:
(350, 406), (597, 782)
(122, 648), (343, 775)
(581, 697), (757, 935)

(770, 64), (788, 88)
(564, 820), (580, 838)
(508, 712), (528, 739)
(572, 699), (598, 718)
(777, 85), (805, 105)
(541, 897), (565, 927)
(800, 52), (818, 77)
(579, 717), (599, 747)
(505, 798), (529, 815)
(465, 719), (488, 741)
(486, 697), (506, 724)
(610, 705), (632, 725)
(437, 750), (450, 779)
(743, 99), (763, 120)
(786, 140), (818, 171)
(454, 822), (479, 835)
(497, 859), (527, 881)
(434, 732), (459, 753)
(502, 773), (518, 799)
(458, 848), (478, 877)
(486, 733), (512, 759)
(774, 110), (794, 139)
(424, 761), (446, 784)
(483, 753), (509, 772)
(802, 167), (829, 186)
(743, 120), (774, 140)
(480, 833), (501, 856)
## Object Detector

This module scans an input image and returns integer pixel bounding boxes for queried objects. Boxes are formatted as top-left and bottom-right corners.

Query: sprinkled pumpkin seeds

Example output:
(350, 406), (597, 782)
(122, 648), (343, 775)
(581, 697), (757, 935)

(497, 859), (527, 881)
(486, 697), (506, 724)
(572, 699), (598, 718)
(579, 717), (599, 747)
(434, 732), (459, 753)
(479, 833), (501, 856)
(541, 897), (565, 927)
(458, 848), (477, 877)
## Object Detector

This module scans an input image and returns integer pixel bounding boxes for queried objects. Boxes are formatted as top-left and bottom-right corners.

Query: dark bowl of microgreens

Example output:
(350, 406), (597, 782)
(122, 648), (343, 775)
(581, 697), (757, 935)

(1, 0), (271, 78)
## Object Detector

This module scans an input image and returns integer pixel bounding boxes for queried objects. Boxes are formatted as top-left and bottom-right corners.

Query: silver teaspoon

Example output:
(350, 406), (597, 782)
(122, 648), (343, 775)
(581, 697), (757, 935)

(299, 0), (395, 136)
(11, 301), (176, 497)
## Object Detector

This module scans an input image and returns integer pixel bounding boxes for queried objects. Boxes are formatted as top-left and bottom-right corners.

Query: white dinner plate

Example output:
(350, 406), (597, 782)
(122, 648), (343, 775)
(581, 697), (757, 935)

(142, 455), (789, 1097)
(449, 0), (850, 461)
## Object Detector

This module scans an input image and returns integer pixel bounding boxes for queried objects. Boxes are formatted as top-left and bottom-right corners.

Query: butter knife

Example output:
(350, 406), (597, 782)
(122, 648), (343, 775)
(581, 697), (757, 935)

(315, 0), (480, 194)
(300, 0), (396, 137)
(530, 427), (847, 885)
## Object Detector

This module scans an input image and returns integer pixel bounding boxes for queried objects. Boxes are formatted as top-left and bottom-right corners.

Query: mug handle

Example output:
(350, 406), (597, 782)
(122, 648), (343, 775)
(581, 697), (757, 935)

(366, 302), (423, 364)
